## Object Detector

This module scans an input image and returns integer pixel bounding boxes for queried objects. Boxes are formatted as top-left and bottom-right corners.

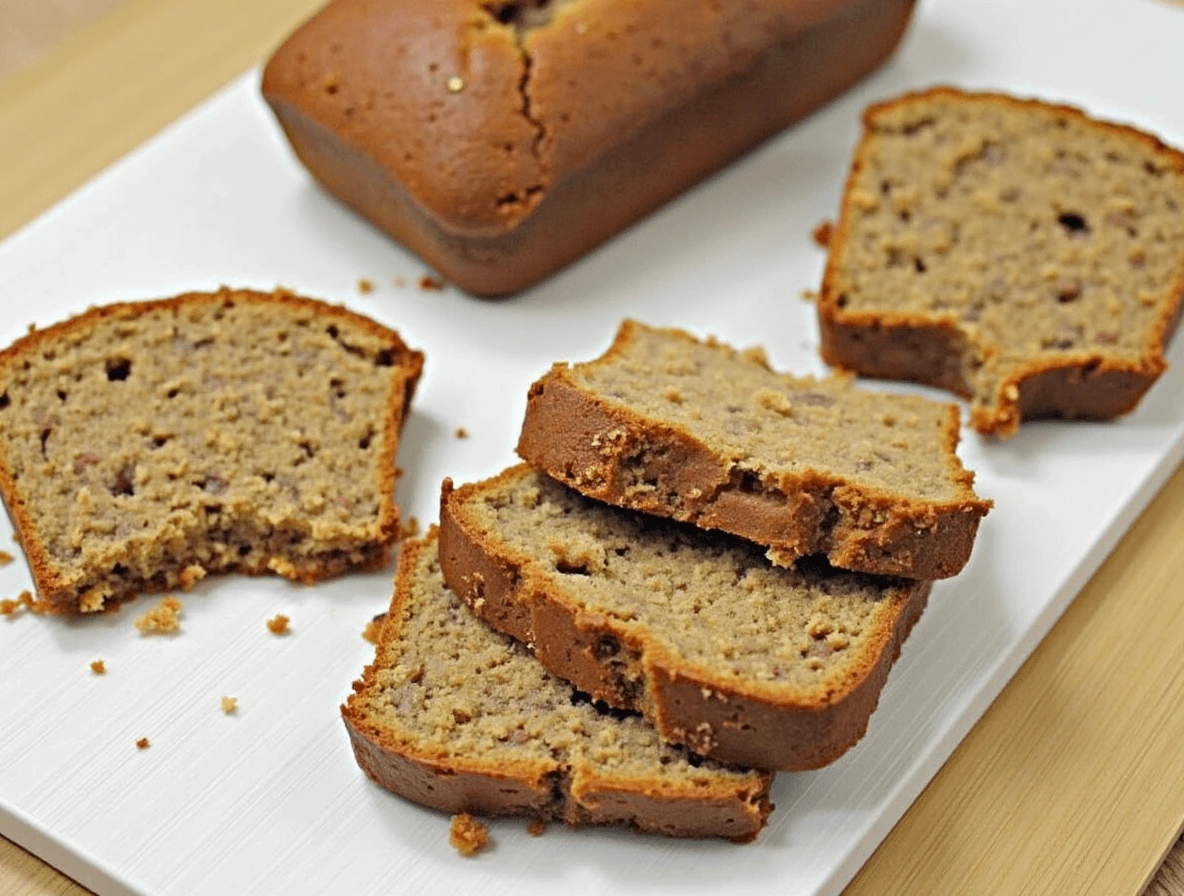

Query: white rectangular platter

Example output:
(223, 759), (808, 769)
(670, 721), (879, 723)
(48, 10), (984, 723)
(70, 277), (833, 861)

(1, 0), (1183, 893)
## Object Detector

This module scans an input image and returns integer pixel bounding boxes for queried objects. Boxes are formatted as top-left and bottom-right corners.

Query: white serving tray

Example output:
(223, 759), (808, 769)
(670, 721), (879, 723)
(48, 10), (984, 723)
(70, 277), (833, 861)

(1, 0), (1182, 893)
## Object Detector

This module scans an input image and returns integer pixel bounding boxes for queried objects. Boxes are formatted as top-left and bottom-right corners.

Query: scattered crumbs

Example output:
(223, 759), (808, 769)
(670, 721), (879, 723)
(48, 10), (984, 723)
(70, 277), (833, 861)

(447, 75), (466, 93)
(1, 591), (43, 618)
(454, 426), (469, 440)
(357, 277), (374, 294)
(221, 696), (238, 715)
(394, 466), (405, 479)
(0, 550), (12, 566)
(526, 819), (546, 837)
(135, 596), (183, 635)
(812, 219), (834, 248)
(800, 289), (820, 303)
(323, 72), (340, 95)
(136, 737), (150, 750)
(449, 813), (489, 856)
(363, 613), (386, 645)
(418, 275), (445, 292)
(267, 614), (291, 636)
(392, 275), (406, 289)
(90, 659), (106, 675)
(399, 516), (421, 540)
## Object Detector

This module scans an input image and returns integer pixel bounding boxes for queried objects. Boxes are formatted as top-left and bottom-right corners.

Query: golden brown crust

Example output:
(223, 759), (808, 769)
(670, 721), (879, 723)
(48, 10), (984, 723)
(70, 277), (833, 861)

(439, 467), (932, 771)
(0, 287), (423, 613)
(262, 0), (917, 295)
(818, 87), (1184, 437)
(343, 533), (773, 841)
(516, 321), (989, 580)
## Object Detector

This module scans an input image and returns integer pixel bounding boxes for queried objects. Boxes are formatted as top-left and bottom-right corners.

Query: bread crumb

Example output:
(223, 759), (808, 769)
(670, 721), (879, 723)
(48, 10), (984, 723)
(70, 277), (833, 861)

(136, 737), (150, 750)
(363, 613), (386, 645)
(90, 659), (106, 675)
(0, 591), (42, 618)
(400, 516), (421, 540)
(526, 819), (546, 837)
(394, 466), (404, 479)
(221, 696), (238, 715)
(418, 275), (445, 291)
(135, 597), (182, 635)
(812, 220), (834, 248)
(454, 427), (469, 439)
(449, 813), (489, 856)
(357, 278), (374, 294)
(0, 550), (12, 566)
(392, 275), (406, 288)
(800, 289), (819, 303)
(266, 614), (291, 636)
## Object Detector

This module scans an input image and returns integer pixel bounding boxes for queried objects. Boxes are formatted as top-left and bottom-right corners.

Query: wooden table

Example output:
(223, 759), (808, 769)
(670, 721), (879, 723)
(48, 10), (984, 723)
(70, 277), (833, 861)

(2, 2), (1183, 893)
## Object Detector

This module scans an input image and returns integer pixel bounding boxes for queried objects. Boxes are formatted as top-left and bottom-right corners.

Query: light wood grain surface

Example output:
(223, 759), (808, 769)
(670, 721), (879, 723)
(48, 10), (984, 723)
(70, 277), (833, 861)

(1, 2), (1183, 895)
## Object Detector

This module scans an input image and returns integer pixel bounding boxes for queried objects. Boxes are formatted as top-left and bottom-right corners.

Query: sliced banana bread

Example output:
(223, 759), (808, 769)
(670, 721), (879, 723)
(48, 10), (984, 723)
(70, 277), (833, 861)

(439, 465), (931, 771)
(516, 320), (989, 579)
(342, 530), (773, 841)
(819, 87), (1184, 437)
(0, 288), (423, 613)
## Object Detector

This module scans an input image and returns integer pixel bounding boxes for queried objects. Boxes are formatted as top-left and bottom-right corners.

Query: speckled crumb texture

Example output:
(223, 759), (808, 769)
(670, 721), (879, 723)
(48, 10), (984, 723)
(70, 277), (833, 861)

(440, 465), (931, 771)
(342, 532), (773, 842)
(0, 288), (423, 613)
(517, 320), (990, 579)
(819, 87), (1184, 437)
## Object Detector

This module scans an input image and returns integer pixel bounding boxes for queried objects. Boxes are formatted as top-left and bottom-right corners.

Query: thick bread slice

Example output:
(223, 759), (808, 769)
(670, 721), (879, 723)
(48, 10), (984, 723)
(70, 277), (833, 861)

(0, 288), (423, 613)
(517, 320), (989, 579)
(439, 465), (931, 772)
(818, 87), (1184, 437)
(342, 530), (774, 841)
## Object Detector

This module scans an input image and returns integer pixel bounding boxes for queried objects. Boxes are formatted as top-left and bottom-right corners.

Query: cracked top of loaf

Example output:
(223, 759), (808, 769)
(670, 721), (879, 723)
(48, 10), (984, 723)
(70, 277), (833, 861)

(261, 0), (853, 236)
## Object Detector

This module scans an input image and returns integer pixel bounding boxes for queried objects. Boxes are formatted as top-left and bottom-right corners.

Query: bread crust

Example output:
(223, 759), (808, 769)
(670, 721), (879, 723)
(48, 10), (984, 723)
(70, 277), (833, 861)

(0, 287), (424, 613)
(439, 468), (932, 772)
(818, 87), (1184, 437)
(516, 321), (989, 580)
(343, 534), (774, 841)
(262, 0), (917, 295)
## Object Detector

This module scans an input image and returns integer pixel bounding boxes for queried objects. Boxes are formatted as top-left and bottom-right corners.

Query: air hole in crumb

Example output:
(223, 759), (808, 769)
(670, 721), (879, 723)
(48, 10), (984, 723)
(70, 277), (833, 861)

(358, 435), (372, 450)
(106, 359), (132, 381)
(166, 388), (180, 399)
(57, 390), (67, 402)
(326, 324), (339, 339)
(375, 348), (395, 367)
(913, 257), (927, 273)
(238, 544), (251, 556)
(594, 635), (619, 658)
(0, 393), (8, 409)
(836, 294), (848, 309)
(152, 435), (171, 448)
(110, 466), (135, 497)
(1057, 212), (1089, 235)
(555, 559), (590, 576)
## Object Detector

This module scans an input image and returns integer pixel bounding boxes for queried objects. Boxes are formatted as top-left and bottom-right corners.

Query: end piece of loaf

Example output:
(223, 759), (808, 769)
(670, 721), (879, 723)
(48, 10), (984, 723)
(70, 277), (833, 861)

(516, 320), (990, 579)
(0, 288), (423, 613)
(439, 465), (931, 772)
(819, 87), (1184, 437)
(342, 530), (773, 841)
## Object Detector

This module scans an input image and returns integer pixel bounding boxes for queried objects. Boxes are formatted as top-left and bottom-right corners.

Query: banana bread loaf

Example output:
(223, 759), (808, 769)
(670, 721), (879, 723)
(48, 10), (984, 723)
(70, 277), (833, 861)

(818, 88), (1184, 437)
(261, 0), (917, 295)
(342, 530), (774, 841)
(516, 320), (990, 579)
(0, 288), (423, 613)
(439, 465), (931, 771)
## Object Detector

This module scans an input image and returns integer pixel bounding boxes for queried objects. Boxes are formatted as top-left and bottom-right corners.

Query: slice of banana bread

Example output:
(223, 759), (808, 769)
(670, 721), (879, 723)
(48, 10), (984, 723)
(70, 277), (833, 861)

(342, 530), (773, 841)
(516, 320), (989, 579)
(0, 288), (423, 613)
(819, 87), (1184, 437)
(439, 465), (931, 772)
